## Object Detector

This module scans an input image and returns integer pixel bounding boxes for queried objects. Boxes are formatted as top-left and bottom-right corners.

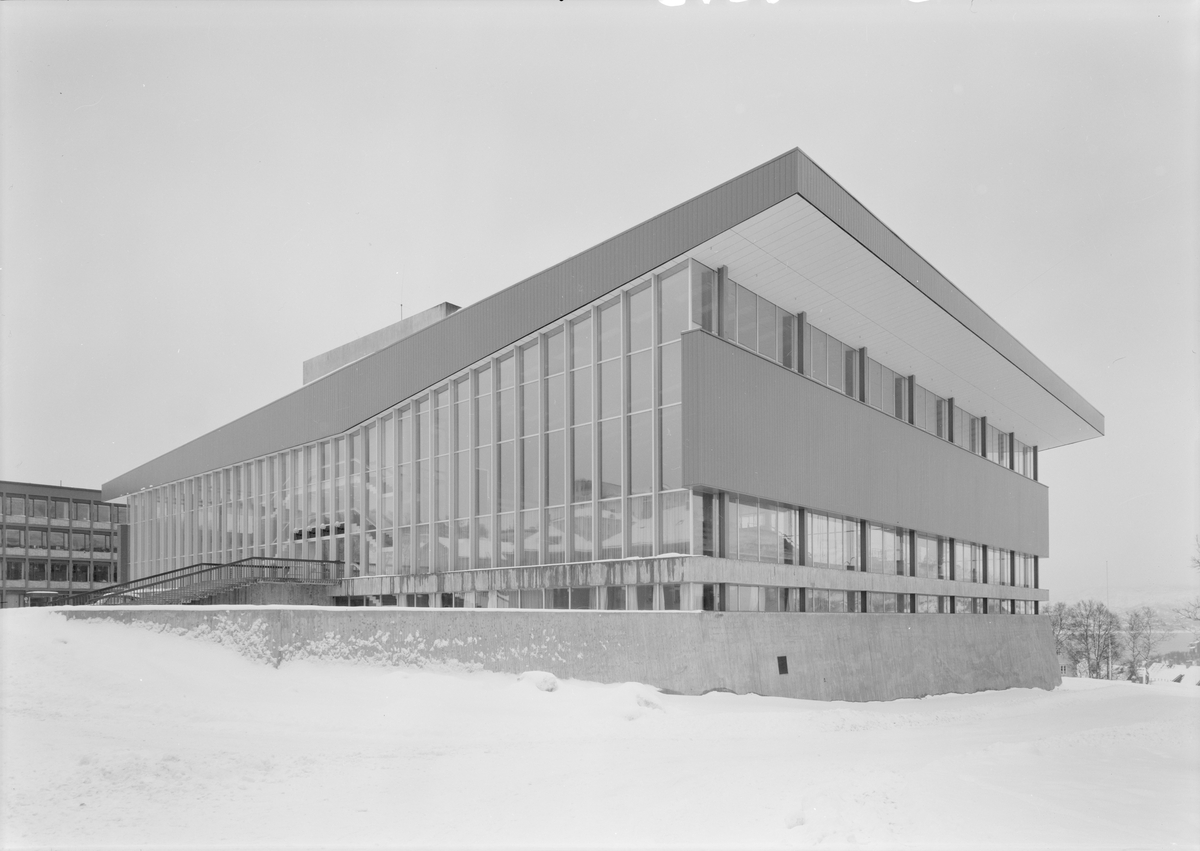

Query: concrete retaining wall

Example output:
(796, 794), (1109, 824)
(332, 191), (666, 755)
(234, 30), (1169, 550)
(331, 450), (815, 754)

(63, 607), (1060, 701)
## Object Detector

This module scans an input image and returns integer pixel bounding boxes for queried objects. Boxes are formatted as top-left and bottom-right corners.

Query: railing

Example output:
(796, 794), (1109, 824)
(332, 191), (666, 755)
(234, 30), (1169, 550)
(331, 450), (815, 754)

(51, 557), (343, 607)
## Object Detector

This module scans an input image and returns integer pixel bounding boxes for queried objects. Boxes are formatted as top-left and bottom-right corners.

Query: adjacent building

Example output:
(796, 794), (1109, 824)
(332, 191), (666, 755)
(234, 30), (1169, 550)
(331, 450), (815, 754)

(103, 149), (1102, 620)
(1, 481), (129, 607)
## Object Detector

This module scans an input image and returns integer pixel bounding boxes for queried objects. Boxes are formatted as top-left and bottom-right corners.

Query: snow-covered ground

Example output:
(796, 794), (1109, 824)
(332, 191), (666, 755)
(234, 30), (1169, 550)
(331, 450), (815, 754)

(2, 609), (1198, 850)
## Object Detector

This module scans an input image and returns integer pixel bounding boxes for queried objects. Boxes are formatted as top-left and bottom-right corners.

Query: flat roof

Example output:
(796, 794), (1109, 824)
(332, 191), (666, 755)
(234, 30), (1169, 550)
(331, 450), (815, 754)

(104, 149), (1102, 500)
(1, 480), (108, 501)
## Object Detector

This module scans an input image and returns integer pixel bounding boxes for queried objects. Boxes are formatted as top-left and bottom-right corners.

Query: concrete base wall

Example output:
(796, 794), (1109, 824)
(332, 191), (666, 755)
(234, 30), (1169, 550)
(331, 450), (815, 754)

(63, 608), (1060, 701)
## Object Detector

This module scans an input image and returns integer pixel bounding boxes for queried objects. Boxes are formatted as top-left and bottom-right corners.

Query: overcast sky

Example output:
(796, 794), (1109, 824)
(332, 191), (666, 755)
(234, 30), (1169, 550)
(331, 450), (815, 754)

(1, 0), (1196, 607)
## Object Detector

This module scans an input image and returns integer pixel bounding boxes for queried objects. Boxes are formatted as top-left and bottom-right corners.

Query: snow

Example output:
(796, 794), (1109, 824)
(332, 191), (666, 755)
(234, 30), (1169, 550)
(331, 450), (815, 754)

(2, 609), (1198, 850)
(1148, 662), (1200, 686)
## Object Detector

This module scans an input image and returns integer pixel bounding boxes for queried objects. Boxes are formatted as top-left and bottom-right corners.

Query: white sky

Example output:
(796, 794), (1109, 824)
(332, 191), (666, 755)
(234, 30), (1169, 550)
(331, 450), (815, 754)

(1, 0), (1197, 607)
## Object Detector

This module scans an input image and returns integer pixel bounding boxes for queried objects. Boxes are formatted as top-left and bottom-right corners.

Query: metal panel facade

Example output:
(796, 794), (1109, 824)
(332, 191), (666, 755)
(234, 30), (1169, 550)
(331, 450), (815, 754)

(680, 330), (1050, 556)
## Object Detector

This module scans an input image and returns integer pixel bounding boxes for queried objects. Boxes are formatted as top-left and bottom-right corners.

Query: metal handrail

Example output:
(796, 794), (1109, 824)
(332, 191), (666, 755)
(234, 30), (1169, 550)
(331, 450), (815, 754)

(52, 557), (343, 606)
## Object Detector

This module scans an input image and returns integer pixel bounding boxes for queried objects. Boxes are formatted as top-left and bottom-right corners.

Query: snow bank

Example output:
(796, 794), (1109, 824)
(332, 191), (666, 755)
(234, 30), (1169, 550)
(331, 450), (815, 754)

(2, 608), (1198, 849)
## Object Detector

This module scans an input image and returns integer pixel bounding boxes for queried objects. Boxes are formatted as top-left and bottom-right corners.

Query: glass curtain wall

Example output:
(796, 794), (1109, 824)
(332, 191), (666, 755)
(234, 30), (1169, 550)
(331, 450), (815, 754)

(129, 260), (712, 578)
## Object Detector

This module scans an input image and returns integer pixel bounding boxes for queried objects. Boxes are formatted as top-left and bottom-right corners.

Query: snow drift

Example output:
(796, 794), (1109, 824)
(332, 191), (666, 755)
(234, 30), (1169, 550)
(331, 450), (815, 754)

(2, 608), (1197, 849)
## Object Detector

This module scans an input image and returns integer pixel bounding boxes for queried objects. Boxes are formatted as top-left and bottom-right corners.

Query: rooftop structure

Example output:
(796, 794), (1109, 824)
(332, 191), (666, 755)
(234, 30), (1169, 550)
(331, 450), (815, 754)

(302, 302), (460, 385)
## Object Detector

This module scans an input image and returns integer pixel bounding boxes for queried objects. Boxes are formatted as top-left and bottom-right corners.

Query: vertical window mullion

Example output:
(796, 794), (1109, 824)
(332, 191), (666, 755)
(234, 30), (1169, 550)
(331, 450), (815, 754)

(624, 291), (633, 556)
(651, 273), (661, 553)
(591, 306), (600, 565)
(491, 358), (499, 568)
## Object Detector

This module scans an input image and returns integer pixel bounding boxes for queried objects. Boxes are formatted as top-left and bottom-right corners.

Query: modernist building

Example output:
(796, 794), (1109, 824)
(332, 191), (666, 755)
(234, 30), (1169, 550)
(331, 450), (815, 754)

(103, 150), (1102, 618)
(1, 481), (129, 607)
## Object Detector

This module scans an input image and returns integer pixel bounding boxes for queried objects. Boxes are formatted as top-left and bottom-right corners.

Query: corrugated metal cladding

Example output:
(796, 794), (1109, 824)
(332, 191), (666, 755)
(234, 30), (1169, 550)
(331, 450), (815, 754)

(792, 156), (1103, 437)
(103, 152), (801, 500)
(680, 331), (1050, 557)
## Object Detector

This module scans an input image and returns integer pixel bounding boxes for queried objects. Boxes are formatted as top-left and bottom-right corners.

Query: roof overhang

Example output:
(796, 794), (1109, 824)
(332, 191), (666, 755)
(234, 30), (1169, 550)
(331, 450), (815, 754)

(674, 192), (1103, 449)
(103, 148), (1101, 500)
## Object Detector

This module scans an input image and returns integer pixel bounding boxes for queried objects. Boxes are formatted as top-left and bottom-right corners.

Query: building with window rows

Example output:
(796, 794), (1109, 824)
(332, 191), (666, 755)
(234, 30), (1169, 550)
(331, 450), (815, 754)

(104, 150), (1102, 626)
(1, 481), (130, 607)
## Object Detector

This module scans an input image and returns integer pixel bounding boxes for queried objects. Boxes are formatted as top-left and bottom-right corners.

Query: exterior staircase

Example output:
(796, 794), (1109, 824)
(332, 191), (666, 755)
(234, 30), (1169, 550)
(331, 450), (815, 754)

(53, 557), (342, 607)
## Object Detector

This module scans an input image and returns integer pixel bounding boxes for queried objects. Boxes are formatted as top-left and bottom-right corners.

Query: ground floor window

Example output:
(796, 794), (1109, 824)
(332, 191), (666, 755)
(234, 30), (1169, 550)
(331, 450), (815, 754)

(806, 588), (861, 613)
(916, 594), (950, 613)
(955, 596), (985, 614)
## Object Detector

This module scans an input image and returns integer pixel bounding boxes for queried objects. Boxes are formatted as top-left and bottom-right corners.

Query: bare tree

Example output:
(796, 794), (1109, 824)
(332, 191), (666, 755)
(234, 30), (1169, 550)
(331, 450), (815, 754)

(1063, 600), (1124, 679)
(1177, 537), (1200, 625)
(1048, 601), (1069, 657)
(1125, 606), (1165, 681)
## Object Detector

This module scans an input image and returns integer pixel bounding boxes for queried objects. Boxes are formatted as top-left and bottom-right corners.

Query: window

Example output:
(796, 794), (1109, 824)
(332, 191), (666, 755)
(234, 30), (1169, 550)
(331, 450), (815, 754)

(725, 494), (798, 565)
(628, 495), (653, 558)
(765, 587), (804, 613)
(806, 510), (860, 571)
(1015, 553), (1034, 588)
(520, 511), (539, 565)
(894, 373), (909, 422)
(805, 588), (860, 613)
(659, 407), (681, 492)
(867, 592), (902, 613)
(4, 495), (26, 516)
(868, 525), (910, 575)
(71, 562), (89, 582)
(955, 541), (983, 583)
(50, 561), (68, 582)
(73, 502), (92, 523)
(598, 498), (622, 560)
(914, 533), (947, 580)
(758, 302), (776, 359)
(30, 498), (47, 519)
(544, 507), (565, 565)
(737, 285), (757, 351)
(916, 594), (946, 614)
(810, 328), (827, 386)
(4, 528), (23, 548)
(545, 331), (566, 509)
(28, 560), (46, 581)
(5, 559), (23, 580)
(659, 266), (689, 344)
(658, 490), (689, 555)
(27, 529), (47, 549)
(49, 531), (68, 551)
(779, 312), (795, 370)
(868, 358), (883, 410)
(955, 597), (983, 614)
(988, 548), (1011, 586)
(571, 502), (592, 562)
(71, 532), (89, 552)
(51, 500), (69, 521)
